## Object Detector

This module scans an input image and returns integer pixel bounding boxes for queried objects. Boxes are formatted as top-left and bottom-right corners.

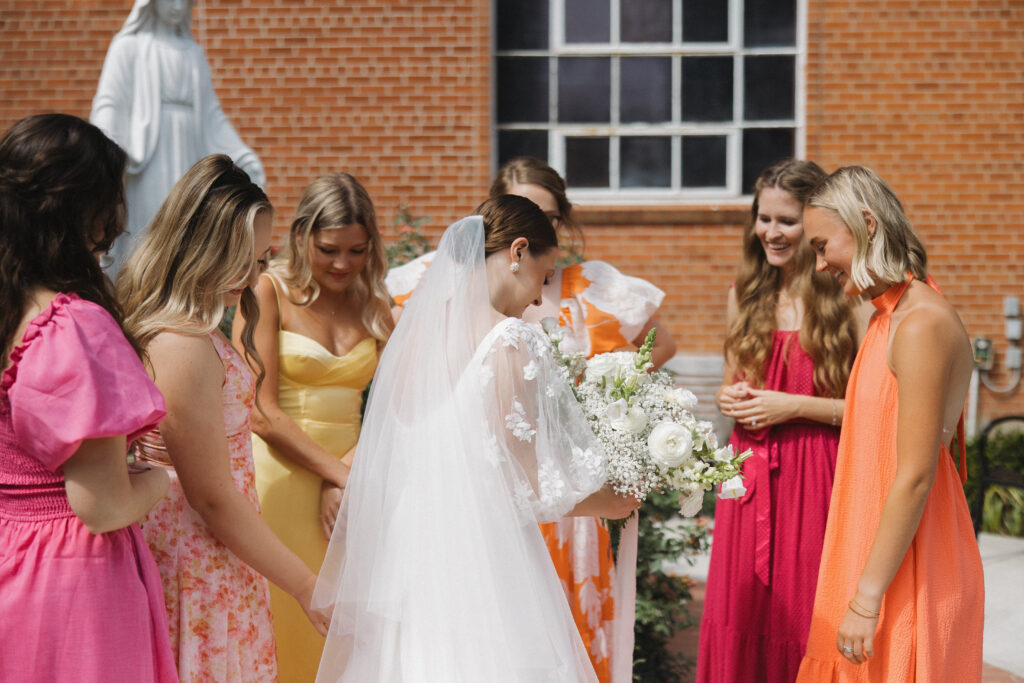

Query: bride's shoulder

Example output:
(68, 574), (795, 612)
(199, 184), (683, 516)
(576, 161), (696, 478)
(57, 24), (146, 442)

(484, 317), (550, 355)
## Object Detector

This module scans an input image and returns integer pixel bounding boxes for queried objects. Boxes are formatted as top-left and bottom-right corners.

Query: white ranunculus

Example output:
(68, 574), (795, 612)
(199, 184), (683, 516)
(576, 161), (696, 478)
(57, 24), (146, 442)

(647, 422), (694, 470)
(678, 485), (705, 517)
(719, 475), (747, 500)
(664, 386), (699, 411)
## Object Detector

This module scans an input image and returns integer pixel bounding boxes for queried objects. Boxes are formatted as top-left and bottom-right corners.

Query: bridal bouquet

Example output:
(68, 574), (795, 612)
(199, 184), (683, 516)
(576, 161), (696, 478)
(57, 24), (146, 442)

(543, 319), (752, 517)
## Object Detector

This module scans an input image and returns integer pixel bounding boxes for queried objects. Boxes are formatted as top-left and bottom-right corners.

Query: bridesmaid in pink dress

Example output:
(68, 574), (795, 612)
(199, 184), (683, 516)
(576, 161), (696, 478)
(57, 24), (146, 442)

(117, 155), (329, 681)
(698, 160), (869, 682)
(0, 114), (176, 682)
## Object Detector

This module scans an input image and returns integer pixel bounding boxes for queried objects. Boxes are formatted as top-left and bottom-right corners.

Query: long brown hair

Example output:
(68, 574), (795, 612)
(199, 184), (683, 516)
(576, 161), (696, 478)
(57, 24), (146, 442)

(268, 172), (392, 344)
(0, 113), (135, 359)
(117, 155), (271, 389)
(725, 159), (855, 398)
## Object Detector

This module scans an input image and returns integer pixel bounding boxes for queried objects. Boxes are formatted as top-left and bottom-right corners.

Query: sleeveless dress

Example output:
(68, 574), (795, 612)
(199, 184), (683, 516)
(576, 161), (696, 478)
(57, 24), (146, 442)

(796, 277), (984, 682)
(252, 276), (379, 683)
(388, 256), (665, 681)
(698, 330), (840, 682)
(0, 294), (176, 683)
(140, 332), (278, 681)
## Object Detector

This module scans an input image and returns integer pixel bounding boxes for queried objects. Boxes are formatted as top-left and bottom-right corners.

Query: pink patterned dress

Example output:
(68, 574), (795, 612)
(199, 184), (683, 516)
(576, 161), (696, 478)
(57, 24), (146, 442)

(698, 330), (840, 683)
(0, 293), (177, 682)
(140, 332), (278, 682)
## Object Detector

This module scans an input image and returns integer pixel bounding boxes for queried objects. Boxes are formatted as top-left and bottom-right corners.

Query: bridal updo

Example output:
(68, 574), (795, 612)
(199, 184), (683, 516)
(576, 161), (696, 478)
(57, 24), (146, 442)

(476, 194), (557, 257)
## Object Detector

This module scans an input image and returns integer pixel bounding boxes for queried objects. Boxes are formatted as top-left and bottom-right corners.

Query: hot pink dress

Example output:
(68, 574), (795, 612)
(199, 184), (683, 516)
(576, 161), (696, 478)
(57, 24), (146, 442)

(0, 293), (177, 682)
(140, 332), (278, 681)
(698, 330), (840, 683)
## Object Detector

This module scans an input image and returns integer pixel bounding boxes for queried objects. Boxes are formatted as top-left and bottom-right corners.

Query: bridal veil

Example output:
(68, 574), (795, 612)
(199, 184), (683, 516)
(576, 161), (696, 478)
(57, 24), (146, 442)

(313, 215), (607, 682)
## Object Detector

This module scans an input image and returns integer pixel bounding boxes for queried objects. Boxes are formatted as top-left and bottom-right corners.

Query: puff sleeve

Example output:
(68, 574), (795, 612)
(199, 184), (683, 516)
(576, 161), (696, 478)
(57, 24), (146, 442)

(5, 294), (166, 472)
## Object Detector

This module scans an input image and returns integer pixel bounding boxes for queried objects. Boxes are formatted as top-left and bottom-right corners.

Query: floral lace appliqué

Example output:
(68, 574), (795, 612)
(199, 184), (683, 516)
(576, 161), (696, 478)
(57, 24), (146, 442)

(538, 461), (567, 509)
(505, 400), (536, 443)
(523, 360), (539, 381)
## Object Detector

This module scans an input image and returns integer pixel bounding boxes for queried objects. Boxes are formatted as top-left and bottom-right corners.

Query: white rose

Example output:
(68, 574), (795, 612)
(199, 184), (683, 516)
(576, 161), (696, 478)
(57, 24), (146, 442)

(647, 422), (694, 470)
(719, 475), (747, 500)
(607, 400), (648, 434)
(678, 485), (705, 517)
(665, 386), (698, 411)
(586, 354), (620, 383)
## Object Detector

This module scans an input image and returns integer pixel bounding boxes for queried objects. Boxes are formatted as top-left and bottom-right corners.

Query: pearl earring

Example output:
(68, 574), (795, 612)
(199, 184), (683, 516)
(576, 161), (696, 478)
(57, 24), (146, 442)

(510, 262), (520, 273)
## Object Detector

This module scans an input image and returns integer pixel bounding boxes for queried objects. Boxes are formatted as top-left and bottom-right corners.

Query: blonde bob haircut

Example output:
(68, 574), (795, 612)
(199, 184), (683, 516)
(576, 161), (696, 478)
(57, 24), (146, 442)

(807, 165), (927, 291)
(268, 172), (392, 345)
(117, 154), (271, 386)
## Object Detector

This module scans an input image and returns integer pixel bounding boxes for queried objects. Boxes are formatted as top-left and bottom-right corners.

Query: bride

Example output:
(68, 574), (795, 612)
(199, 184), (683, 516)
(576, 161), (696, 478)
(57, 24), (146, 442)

(313, 194), (637, 682)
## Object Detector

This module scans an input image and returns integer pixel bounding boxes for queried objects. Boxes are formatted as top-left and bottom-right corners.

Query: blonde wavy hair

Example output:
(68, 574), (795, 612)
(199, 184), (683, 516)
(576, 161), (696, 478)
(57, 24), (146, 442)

(725, 159), (855, 398)
(268, 172), (392, 345)
(808, 165), (927, 292)
(116, 154), (271, 387)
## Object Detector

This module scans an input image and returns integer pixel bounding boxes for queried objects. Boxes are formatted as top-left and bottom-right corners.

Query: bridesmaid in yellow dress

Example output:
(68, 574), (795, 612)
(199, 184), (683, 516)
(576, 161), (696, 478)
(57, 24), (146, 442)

(233, 173), (393, 682)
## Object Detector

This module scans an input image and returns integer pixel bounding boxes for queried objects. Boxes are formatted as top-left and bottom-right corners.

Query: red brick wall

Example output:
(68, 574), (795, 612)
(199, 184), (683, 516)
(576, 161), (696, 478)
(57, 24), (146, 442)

(2, 0), (1023, 423)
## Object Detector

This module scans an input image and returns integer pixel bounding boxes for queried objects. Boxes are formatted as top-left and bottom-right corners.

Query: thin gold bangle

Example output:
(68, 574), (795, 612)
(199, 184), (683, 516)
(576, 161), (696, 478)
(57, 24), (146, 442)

(848, 599), (880, 619)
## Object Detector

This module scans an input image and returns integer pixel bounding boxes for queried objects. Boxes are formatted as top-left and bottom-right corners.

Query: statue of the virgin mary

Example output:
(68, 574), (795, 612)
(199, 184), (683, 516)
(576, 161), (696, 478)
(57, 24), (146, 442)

(91, 0), (265, 272)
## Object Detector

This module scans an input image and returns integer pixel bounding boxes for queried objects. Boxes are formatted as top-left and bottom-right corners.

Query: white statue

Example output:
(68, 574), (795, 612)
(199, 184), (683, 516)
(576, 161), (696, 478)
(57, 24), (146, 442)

(91, 0), (266, 272)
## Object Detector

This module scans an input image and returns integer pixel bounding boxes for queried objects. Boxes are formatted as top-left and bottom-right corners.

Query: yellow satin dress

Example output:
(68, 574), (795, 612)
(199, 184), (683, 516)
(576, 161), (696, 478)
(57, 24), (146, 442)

(252, 325), (378, 683)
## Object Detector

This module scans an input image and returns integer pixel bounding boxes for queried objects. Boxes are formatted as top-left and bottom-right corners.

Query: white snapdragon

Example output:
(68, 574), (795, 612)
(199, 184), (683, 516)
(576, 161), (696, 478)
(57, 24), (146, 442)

(719, 475), (748, 500)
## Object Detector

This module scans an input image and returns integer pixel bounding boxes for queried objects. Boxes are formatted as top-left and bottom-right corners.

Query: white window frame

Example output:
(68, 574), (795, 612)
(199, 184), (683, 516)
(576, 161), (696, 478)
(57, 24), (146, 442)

(492, 0), (807, 204)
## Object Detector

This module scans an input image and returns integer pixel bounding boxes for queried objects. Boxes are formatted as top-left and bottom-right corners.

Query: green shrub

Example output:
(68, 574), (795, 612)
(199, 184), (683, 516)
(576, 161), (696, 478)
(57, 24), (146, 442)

(631, 490), (712, 682)
(964, 426), (1024, 537)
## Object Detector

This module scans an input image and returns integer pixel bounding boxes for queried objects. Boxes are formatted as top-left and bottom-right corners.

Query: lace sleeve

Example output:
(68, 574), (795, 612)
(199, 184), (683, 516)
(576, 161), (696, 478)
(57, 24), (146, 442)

(473, 318), (606, 522)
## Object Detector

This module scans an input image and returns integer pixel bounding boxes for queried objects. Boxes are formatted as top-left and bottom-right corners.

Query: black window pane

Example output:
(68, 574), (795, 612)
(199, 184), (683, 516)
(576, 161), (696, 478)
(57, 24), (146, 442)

(682, 56), (733, 122)
(743, 56), (795, 120)
(744, 0), (796, 47)
(558, 58), (611, 123)
(497, 57), (549, 123)
(498, 131), (549, 167)
(682, 136), (727, 187)
(683, 0), (728, 42)
(496, 0), (549, 50)
(621, 57), (671, 123)
(621, 0), (672, 43)
(621, 137), (671, 188)
(565, 137), (609, 187)
(742, 128), (795, 193)
(566, 0), (610, 43)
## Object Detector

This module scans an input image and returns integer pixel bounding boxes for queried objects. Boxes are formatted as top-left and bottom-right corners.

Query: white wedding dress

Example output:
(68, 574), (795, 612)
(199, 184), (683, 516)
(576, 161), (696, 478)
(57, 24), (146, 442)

(313, 216), (607, 682)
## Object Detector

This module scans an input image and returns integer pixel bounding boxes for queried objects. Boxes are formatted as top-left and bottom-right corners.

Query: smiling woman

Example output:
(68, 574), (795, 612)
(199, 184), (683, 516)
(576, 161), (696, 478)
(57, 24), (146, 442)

(699, 159), (866, 683)
(232, 172), (393, 682)
(797, 166), (983, 682)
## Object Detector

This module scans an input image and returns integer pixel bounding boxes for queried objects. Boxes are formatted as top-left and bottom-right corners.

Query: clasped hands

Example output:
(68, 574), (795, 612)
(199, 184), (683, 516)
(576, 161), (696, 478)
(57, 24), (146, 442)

(717, 381), (793, 430)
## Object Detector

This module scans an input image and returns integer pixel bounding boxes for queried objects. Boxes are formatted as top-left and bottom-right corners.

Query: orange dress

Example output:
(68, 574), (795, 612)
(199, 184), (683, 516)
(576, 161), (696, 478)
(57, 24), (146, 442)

(796, 277), (984, 682)
(387, 256), (665, 681)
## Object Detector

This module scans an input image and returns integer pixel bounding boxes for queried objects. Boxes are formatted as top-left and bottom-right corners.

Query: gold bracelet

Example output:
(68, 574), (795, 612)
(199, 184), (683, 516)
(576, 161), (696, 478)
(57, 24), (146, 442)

(848, 598), (880, 619)
(831, 398), (838, 427)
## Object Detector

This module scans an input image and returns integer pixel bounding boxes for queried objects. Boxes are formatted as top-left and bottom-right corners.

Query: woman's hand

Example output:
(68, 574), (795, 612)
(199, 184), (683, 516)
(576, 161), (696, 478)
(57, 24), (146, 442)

(728, 388), (797, 430)
(294, 573), (331, 637)
(320, 481), (343, 540)
(570, 484), (641, 519)
(836, 600), (879, 665)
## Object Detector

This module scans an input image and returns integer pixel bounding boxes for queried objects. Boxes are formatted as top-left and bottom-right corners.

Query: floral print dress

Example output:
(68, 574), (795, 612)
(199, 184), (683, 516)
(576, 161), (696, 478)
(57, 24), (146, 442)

(141, 332), (278, 682)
